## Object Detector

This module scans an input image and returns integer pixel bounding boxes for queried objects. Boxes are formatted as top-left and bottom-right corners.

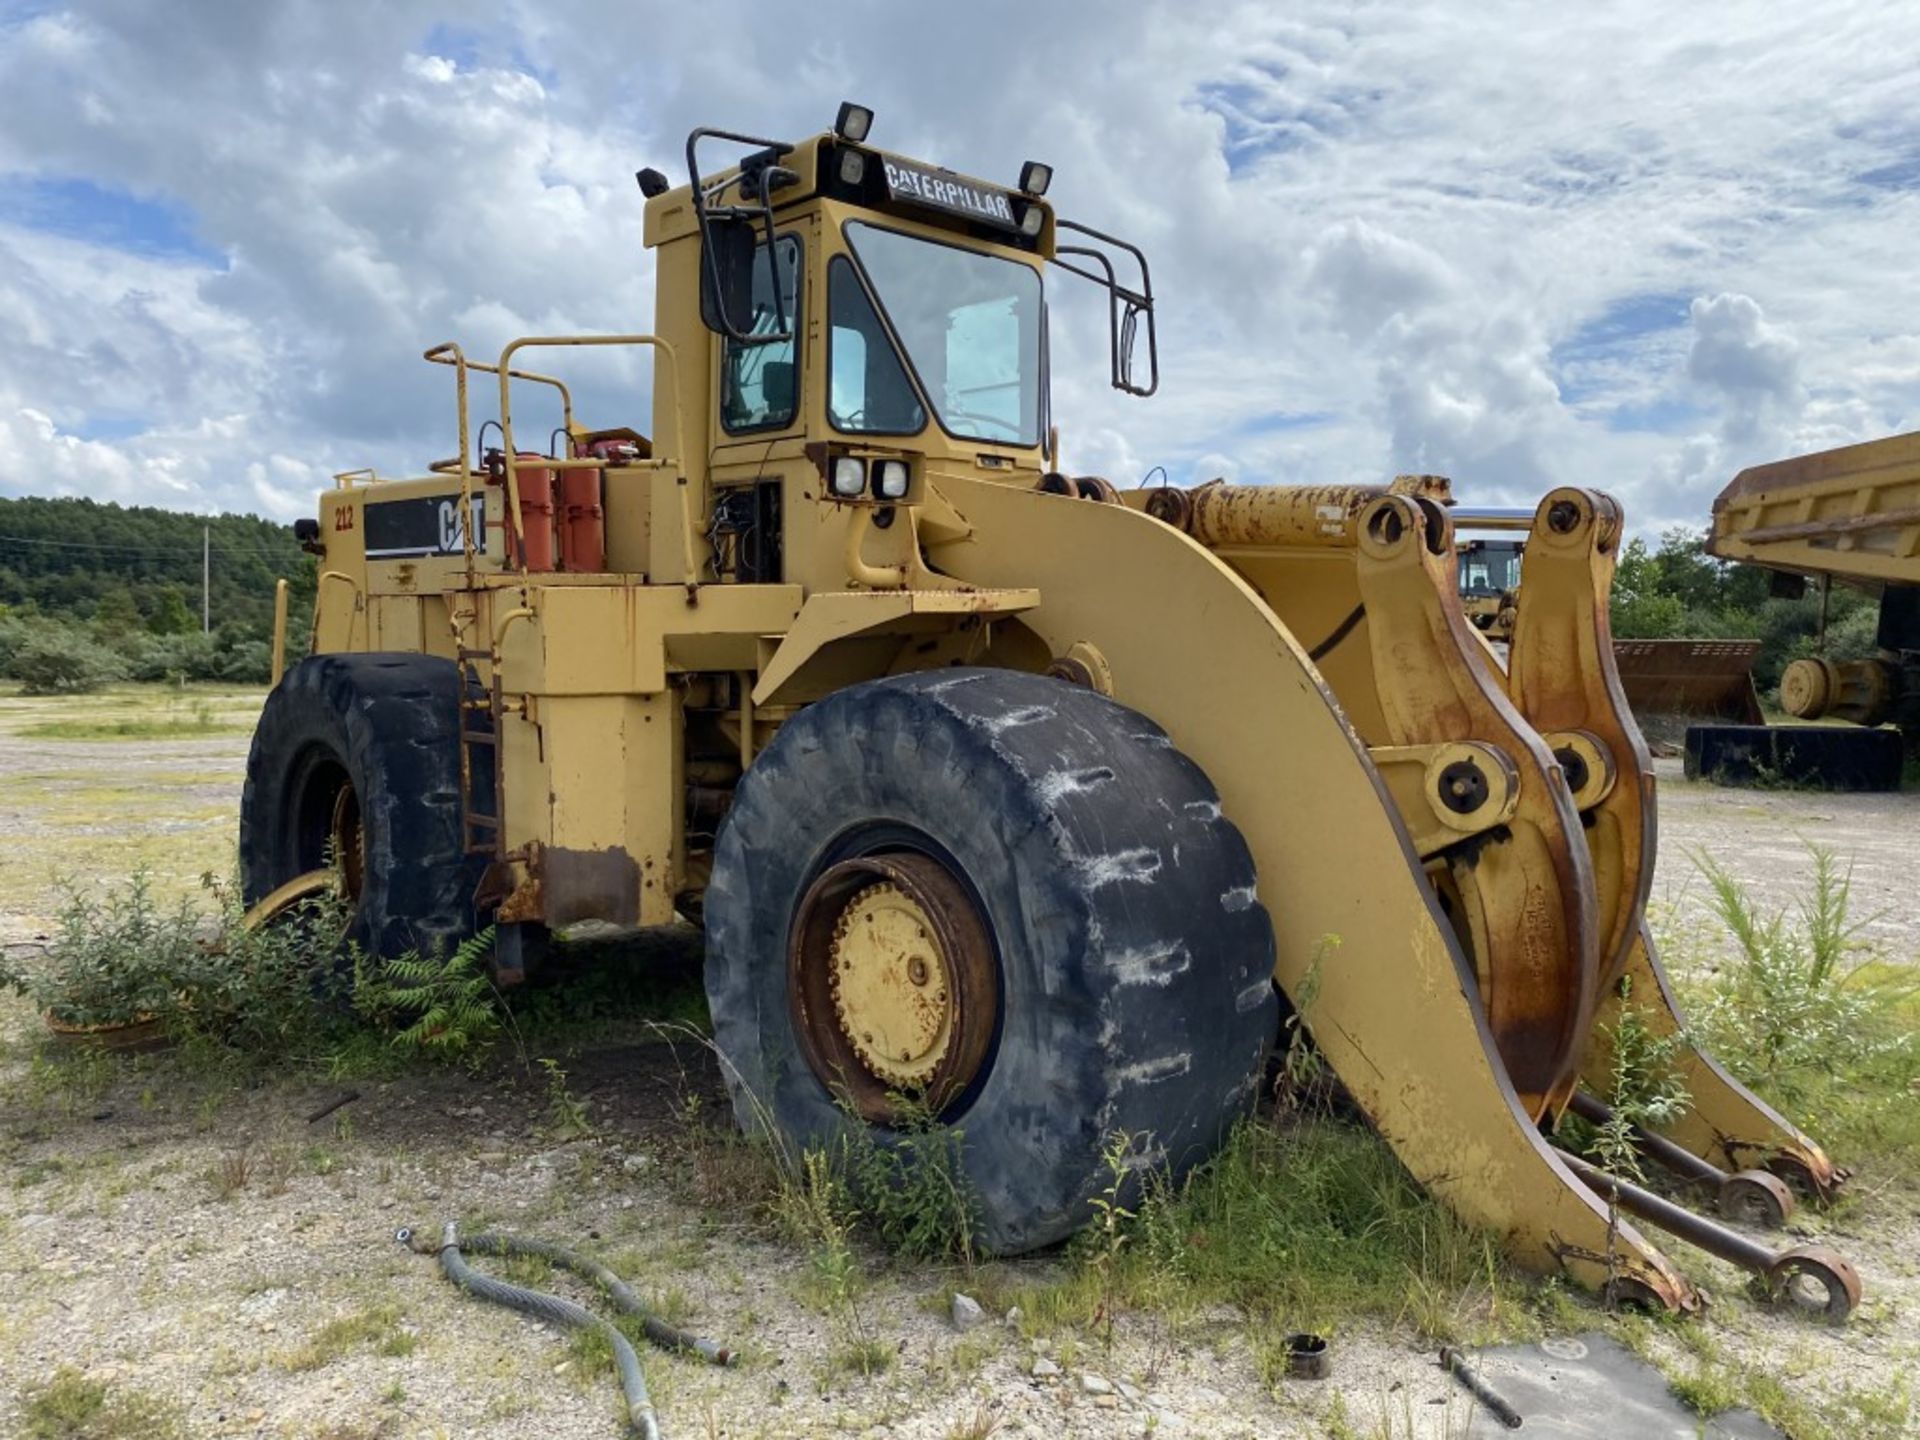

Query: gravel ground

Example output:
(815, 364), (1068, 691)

(2, 722), (1916, 1439)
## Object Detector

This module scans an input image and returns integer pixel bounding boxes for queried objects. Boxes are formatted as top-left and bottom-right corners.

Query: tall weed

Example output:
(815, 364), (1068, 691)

(1675, 844), (1920, 1170)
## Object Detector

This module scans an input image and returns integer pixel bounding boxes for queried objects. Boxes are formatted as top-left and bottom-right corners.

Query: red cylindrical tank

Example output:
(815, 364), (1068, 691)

(511, 453), (557, 572)
(557, 467), (605, 572)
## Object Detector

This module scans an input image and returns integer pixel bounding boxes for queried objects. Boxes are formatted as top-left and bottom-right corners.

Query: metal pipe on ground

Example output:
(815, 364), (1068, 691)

(1569, 1091), (1794, 1228)
(1554, 1150), (1860, 1323)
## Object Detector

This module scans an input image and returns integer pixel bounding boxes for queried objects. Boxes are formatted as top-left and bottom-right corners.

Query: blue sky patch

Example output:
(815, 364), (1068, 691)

(1195, 66), (1379, 176)
(69, 414), (151, 442)
(1857, 154), (1920, 191)
(421, 22), (487, 70)
(1551, 291), (1691, 405)
(421, 21), (557, 89)
(0, 174), (223, 264)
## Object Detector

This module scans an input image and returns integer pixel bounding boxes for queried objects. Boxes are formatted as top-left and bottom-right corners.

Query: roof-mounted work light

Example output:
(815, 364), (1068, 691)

(834, 102), (875, 143)
(1018, 160), (1052, 196)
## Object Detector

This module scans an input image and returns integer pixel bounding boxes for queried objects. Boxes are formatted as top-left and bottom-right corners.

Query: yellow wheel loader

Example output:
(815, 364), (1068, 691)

(242, 103), (1860, 1320)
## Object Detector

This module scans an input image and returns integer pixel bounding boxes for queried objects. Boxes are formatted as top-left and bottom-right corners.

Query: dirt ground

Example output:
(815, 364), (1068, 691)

(2, 697), (1916, 1439)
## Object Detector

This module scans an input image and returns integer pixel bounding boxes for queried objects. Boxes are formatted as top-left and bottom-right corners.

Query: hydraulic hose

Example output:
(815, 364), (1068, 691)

(461, 1230), (733, 1366)
(400, 1222), (735, 1438)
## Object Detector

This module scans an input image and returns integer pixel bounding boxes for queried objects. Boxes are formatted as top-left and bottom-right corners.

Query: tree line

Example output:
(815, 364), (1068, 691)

(0, 495), (315, 693)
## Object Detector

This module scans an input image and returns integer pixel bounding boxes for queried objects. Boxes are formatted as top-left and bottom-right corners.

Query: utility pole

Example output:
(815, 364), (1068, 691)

(202, 525), (210, 634)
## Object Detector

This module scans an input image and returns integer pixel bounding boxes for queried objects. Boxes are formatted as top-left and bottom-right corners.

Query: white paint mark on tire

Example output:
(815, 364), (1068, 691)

(1112, 1053), (1191, 1085)
(1108, 940), (1191, 987)
(1235, 979), (1274, 1013)
(974, 703), (1056, 735)
(1076, 847), (1163, 889)
(1036, 765), (1116, 806)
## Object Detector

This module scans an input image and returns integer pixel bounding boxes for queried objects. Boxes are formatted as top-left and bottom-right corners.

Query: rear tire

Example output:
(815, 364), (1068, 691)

(705, 667), (1279, 1254)
(241, 654), (483, 960)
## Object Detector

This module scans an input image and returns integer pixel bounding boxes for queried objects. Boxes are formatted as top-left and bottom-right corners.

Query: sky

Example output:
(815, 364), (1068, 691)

(0, 1), (1916, 536)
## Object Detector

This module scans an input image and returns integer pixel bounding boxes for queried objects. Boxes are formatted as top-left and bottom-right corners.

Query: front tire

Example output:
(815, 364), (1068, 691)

(240, 654), (483, 960)
(705, 668), (1279, 1254)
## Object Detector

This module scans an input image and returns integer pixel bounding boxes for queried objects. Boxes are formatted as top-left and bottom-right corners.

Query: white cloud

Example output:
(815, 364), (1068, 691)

(0, 0), (1914, 542)
(1686, 292), (1804, 441)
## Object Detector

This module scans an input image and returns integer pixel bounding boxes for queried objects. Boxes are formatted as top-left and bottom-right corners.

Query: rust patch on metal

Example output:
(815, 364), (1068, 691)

(497, 839), (641, 928)
(787, 851), (999, 1123)
(1143, 485), (1193, 530)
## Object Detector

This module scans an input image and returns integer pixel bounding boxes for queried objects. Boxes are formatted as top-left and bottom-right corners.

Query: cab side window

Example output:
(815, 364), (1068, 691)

(720, 235), (801, 433)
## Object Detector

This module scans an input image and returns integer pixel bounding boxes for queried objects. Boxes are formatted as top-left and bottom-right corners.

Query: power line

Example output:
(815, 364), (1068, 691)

(0, 531), (291, 559)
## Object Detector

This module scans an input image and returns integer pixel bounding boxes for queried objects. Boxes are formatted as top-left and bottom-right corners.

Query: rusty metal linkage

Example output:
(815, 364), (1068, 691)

(1555, 1149), (1860, 1323)
(1569, 1091), (1794, 1230)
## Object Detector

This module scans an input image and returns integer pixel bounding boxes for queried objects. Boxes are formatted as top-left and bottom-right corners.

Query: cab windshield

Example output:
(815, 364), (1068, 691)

(840, 221), (1043, 447)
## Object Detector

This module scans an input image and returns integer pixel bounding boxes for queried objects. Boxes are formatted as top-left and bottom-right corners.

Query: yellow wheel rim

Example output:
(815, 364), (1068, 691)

(828, 881), (957, 1090)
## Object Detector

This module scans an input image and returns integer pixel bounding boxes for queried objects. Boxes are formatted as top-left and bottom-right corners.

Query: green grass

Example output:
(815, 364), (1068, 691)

(1002, 1115), (1523, 1355)
(19, 716), (253, 740)
(1617, 1316), (1914, 1440)
(280, 1303), (417, 1371)
(18, 1367), (186, 1440)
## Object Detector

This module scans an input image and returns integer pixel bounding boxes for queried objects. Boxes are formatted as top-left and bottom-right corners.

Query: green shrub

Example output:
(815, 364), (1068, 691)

(1676, 845), (1920, 1169)
(9, 623), (127, 694)
(14, 872), (206, 1027)
(124, 631), (220, 682)
(8, 870), (346, 1059)
(175, 876), (349, 1058)
(835, 1096), (979, 1264)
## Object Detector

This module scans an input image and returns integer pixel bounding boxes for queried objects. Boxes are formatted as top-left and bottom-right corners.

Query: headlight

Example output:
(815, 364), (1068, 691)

(830, 456), (867, 498)
(874, 459), (910, 500)
(1019, 204), (1044, 238)
(834, 102), (875, 143)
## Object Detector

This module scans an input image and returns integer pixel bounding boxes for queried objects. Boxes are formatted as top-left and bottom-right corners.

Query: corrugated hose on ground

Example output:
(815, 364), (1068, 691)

(399, 1221), (735, 1439)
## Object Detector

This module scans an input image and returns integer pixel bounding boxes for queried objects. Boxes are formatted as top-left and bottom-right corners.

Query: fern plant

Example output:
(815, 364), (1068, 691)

(352, 927), (502, 1060)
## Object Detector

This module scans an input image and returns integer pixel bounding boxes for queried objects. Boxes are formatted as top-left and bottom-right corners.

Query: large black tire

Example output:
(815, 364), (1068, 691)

(705, 668), (1280, 1254)
(241, 654), (484, 960)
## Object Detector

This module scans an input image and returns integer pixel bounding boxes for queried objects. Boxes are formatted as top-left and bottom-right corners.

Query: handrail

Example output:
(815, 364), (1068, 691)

(424, 342), (582, 579)
(495, 335), (693, 596)
(425, 342), (577, 434)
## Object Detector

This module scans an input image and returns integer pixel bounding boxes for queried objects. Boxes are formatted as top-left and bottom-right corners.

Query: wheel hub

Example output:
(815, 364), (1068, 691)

(788, 850), (999, 1121)
(828, 881), (956, 1089)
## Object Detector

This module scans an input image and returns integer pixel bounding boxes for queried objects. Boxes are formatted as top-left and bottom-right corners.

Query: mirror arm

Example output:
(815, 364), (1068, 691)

(1051, 221), (1159, 398)
(685, 127), (796, 345)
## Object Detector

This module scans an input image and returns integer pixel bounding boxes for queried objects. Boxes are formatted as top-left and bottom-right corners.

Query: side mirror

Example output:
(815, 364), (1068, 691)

(700, 218), (759, 339)
(1117, 300), (1148, 395)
